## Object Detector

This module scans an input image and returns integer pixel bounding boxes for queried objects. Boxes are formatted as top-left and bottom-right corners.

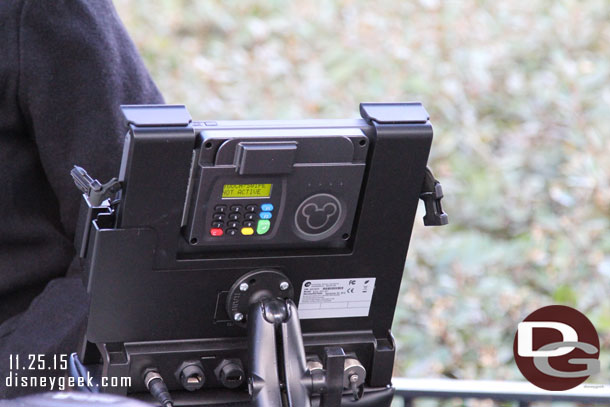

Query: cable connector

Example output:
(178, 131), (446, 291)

(144, 371), (174, 407)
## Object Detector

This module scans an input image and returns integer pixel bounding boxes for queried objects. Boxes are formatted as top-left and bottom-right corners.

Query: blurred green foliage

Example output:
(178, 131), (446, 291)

(115, 0), (610, 384)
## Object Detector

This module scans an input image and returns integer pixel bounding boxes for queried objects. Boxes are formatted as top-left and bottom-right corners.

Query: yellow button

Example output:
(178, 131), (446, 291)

(241, 227), (254, 236)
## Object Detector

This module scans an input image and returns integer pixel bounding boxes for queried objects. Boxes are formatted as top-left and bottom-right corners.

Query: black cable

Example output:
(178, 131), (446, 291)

(144, 371), (174, 407)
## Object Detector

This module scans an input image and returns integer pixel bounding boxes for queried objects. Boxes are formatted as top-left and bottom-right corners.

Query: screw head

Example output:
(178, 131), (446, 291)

(279, 281), (289, 291)
(239, 282), (249, 292)
(234, 312), (244, 322)
(350, 374), (359, 383)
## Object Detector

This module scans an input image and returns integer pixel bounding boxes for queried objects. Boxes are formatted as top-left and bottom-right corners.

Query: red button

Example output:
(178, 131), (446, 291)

(210, 228), (224, 236)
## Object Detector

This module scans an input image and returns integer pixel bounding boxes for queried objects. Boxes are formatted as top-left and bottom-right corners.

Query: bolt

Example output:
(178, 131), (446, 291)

(239, 283), (249, 292)
(234, 312), (244, 322)
(279, 281), (289, 291)
(349, 374), (359, 383)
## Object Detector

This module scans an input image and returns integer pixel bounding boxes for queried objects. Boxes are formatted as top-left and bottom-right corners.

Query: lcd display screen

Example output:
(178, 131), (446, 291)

(222, 183), (272, 199)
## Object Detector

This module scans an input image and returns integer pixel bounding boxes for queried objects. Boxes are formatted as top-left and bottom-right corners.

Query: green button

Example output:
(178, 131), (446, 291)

(257, 219), (271, 235)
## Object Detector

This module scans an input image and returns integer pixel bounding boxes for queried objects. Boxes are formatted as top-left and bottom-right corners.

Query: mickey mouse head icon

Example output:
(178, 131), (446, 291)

(302, 202), (337, 230)
(295, 193), (344, 240)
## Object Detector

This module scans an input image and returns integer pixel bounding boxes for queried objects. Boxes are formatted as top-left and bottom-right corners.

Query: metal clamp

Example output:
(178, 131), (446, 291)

(419, 167), (448, 226)
(71, 166), (121, 207)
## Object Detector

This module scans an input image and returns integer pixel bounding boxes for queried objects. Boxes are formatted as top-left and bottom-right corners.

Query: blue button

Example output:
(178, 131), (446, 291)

(259, 211), (272, 220)
(261, 203), (274, 212)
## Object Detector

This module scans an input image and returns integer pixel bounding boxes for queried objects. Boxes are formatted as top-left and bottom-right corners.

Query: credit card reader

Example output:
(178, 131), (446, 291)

(183, 127), (368, 248)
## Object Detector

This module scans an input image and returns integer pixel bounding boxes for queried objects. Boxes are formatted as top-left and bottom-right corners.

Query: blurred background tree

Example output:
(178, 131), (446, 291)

(115, 0), (610, 384)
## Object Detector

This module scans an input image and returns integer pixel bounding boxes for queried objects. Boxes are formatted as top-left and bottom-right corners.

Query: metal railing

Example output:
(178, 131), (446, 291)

(393, 378), (610, 407)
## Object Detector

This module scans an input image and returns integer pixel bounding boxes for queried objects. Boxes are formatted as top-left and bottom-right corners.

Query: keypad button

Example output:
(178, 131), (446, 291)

(243, 220), (255, 228)
(244, 212), (256, 220)
(226, 228), (238, 236)
(214, 205), (227, 213)
(257, 220), (271, 235)
(210, 228), (224, 237)
(211, 221), (224, 228)
(228, 221), (240, 229)
(259, 211), (272, 220)
(261, 203), (274, 212)
(229, 213), (241, 221)
(213, 213), (225, 221)
(241, 227), (254, 236)
(246, 204), (257, 212)
(230, 205), (243, 213)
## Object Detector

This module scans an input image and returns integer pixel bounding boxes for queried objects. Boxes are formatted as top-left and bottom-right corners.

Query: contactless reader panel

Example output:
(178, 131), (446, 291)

(183, 128), (368, 249)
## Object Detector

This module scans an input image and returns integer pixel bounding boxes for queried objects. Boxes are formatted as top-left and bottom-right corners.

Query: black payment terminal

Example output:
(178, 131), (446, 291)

(183, 126), (367, 248)
(70, 103), (447, 407)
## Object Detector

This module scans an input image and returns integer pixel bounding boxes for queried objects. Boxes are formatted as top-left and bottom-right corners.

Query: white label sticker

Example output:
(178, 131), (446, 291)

(297, 278), (376, 319)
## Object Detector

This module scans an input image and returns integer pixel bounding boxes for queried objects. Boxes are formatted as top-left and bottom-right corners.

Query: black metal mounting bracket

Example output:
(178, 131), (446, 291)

(359, 103), (448, 227)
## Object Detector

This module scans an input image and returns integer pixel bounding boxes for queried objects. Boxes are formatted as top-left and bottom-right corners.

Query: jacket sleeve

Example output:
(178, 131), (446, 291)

(17, 0), (164, 239)
(0, 2), (164, 397)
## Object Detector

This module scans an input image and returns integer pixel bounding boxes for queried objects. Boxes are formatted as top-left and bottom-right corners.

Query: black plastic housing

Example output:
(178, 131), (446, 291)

(76, 103), (435, 405)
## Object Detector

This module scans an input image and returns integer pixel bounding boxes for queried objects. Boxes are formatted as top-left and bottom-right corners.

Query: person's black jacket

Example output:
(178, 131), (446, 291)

(0, 0), (163, 397)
